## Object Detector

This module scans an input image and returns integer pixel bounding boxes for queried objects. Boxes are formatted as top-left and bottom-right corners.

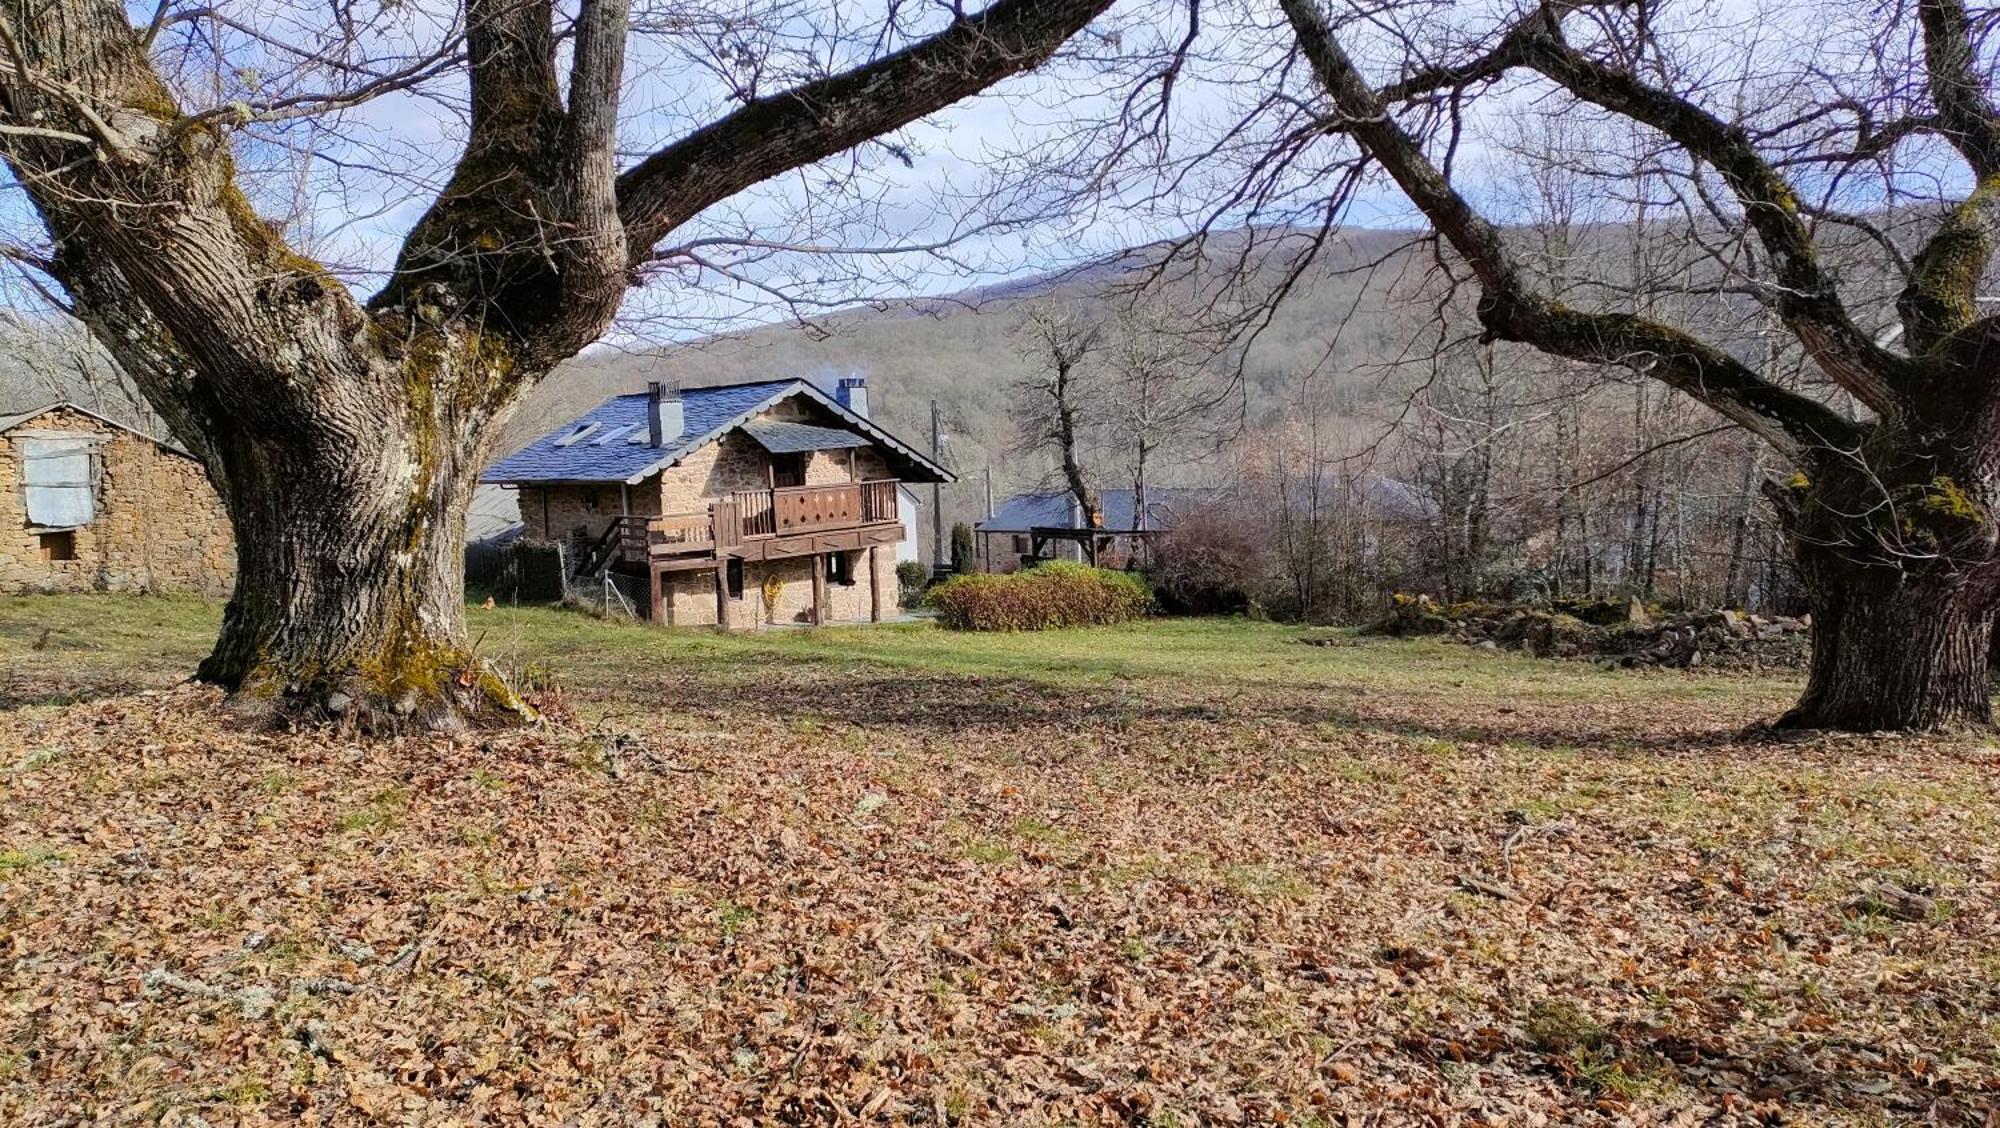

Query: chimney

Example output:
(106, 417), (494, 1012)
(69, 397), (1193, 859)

(648, 381), (683, 447)
(836, 374), (869, 418)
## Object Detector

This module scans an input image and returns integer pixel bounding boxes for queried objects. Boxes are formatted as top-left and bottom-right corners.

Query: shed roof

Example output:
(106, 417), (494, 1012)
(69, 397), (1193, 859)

(482, 378), (952, 486)
(0, 402), (191, 456)
(976, 488), (1212, 533)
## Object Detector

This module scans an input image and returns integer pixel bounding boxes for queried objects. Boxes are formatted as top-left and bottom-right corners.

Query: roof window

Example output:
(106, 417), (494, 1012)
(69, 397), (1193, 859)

(553, 422), (599, 448)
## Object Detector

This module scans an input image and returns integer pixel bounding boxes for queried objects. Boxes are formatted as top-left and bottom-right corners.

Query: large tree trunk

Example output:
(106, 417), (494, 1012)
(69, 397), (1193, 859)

(196, 387), (520, 727)
(158, 323), (541, 729)
(1779, 576), (1994, 731)
(1770, 432), (2000, 732)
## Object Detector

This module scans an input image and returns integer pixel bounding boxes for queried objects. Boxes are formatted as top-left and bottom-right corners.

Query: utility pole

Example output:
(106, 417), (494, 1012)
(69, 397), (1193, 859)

(983, 467), (994, 518)
(930, 399), (946, 572)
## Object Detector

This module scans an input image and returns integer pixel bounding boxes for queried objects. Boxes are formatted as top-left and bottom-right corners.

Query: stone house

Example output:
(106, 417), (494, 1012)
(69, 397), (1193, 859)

(0, 403), (234, 595)
(483, 377), (948, 627)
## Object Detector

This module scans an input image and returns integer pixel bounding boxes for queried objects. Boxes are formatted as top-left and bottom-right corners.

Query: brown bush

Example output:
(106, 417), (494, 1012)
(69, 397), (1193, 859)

(924, 563), (1154, 631)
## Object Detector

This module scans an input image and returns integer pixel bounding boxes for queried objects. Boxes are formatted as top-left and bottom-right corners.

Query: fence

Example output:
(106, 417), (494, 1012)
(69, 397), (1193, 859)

(465, 538), (566, 604)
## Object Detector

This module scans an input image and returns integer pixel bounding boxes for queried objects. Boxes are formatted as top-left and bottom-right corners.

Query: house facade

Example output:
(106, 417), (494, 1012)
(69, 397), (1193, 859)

(0, 403), (235, 595)
(484, 377), (947, 627)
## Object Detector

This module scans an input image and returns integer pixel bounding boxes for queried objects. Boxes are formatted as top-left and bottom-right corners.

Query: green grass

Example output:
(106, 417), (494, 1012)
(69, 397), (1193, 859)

(0, 594), (1796, 718)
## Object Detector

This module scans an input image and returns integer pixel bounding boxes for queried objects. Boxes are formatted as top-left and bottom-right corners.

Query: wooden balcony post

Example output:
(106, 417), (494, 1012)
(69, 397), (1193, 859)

(811, 552), (827, 626)
(649, 563), (665, 626)
(713, 560), (733, 630)
(868, 545), (883, 623)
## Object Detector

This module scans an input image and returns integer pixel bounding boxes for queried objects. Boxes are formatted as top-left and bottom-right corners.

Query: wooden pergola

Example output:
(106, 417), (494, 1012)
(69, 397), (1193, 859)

(1026, 526), (1163, 567)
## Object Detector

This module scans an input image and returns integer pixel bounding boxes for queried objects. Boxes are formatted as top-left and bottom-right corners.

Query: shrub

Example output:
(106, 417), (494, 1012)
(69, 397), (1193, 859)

(925, 562), (1154, 631)
(895, 559), (931, 606)
(950, 522), (976, 574)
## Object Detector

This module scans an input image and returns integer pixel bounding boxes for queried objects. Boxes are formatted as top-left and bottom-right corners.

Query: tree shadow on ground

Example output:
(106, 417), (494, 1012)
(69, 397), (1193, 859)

(593, 661), (1798, 760)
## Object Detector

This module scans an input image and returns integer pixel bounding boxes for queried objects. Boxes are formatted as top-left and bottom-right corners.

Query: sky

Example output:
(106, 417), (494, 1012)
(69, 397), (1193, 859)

(0, 0), (1981, 349)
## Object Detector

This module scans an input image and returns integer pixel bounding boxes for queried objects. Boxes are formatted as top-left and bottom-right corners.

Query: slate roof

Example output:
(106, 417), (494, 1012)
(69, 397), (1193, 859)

(481, 379), (952, 486)
(976, 488), (1212, 533)
(741, 419), (870, 454)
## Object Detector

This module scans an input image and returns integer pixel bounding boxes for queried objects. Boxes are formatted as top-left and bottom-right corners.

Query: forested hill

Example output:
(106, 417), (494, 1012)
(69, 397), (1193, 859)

(503, 225), (1434, 514)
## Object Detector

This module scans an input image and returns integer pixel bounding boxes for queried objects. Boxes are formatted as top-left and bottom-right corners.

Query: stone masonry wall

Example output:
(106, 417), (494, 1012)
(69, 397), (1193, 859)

(0, 407), (234, 595)
(517, 482), (654, 547)
(661, 545), (895, 627)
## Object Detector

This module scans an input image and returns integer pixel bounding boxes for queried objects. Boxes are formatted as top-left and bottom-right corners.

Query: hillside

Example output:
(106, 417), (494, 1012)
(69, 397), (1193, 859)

(505, 225), (1435, 535)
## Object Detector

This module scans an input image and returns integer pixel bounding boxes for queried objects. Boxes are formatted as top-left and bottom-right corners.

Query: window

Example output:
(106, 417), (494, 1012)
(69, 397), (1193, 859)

(772, 453), (806, 488)
(21, 436), (96, 527)
(826, 551), (855, 586)
(37, 530), (76, 562)
(553, 422), (599, 447)
(1012, 534), (1030, 555)
(726, 558), (745, 600)
(583, 489), (601, 514)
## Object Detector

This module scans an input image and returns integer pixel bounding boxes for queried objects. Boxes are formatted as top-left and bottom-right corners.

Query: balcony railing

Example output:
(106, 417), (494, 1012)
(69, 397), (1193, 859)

(611, 479), (901, 564)
(731, 479), (898, 539)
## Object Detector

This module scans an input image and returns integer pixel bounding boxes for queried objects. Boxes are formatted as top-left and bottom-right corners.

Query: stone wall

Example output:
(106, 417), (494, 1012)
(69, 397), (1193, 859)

(0, 407), (234, 595)
(516, 482), (654, 546)
(660, 545), (896, 628)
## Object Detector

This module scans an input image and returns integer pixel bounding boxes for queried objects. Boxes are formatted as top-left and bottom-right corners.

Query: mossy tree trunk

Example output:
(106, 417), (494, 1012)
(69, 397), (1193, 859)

(1767, 426), (2000, 731)
(1279, 0), (2000, 731)
(192, 331), (533, 725)
(1781, 577), (1994, 731)
(0, 0), (1115, 725)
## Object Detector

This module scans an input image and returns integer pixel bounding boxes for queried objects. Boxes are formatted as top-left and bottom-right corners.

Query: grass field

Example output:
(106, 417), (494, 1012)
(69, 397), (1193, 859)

(2, 595), (1995, 1124)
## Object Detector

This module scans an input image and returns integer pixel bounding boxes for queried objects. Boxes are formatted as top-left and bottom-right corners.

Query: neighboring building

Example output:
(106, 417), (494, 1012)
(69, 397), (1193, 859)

(974, 488), (1207, 572)
(0, 403), (234, 595)
(483, 376), (949, 626)
(465, 483), (525, 544)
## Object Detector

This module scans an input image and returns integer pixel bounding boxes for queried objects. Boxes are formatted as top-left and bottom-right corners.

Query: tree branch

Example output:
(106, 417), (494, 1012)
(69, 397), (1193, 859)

(615, 0), (1114, 257)
(1278, 0), (1862, 463)
(1505, 10), (1912, 414)
(1896, 0), (2000, 355)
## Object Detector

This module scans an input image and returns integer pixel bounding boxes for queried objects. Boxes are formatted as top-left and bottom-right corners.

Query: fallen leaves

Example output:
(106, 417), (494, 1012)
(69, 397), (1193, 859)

(1, 625), (1997, 1125)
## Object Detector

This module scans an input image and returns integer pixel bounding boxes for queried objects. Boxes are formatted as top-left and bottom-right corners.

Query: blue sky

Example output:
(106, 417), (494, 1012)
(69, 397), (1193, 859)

(1, 0), (1980, 347)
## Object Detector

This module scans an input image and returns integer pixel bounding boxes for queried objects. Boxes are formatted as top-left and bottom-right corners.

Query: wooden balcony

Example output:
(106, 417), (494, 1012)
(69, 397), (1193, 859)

(609, 480), (901, 569)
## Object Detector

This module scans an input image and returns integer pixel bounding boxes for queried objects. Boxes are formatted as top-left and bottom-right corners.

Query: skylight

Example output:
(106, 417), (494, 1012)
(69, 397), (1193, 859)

(553, 422), (599, 448)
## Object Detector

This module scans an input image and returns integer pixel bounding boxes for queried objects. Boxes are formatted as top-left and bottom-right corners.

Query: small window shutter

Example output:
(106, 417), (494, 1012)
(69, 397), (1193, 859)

(21, 437), (96, 528)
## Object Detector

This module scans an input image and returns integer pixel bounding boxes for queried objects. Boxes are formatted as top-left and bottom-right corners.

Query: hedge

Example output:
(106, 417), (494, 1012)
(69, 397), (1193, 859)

(924, 562), (1154, 631)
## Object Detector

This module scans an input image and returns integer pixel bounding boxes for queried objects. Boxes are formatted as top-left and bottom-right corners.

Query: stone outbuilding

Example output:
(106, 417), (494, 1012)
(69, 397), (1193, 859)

(0, 403), (234, 595)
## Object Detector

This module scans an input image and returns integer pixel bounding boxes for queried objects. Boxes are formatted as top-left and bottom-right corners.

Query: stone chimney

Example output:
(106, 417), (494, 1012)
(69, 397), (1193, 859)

(836, 375), (869, 418)
(648, 381), (683, 447)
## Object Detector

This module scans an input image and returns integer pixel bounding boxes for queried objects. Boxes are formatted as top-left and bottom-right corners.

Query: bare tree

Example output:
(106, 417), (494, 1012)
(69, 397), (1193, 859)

(1101, 294), (1232, 540)
(1267, 0), (2000, 731)
(1010, 301), (1108, 529)
(0, 0), (1117, 723)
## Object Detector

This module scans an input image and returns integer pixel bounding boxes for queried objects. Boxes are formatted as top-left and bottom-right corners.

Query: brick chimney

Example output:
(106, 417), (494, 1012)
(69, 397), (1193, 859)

(836, 375), (869, 418)
(648, 381), (683, 447)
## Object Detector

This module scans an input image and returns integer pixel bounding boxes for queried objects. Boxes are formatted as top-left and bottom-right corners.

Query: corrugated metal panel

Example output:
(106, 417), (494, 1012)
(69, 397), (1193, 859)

(21, 436), (97, 527)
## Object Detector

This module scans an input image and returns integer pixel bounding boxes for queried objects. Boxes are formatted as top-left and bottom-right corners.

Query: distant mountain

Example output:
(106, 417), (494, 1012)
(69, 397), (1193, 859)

(503, 225), (1435, 540)
(0, 224), (1445, 550)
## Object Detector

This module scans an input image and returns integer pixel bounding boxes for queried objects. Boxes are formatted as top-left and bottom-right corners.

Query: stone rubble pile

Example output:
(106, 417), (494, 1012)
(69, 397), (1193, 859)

(1369, 594), (1811, 670)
